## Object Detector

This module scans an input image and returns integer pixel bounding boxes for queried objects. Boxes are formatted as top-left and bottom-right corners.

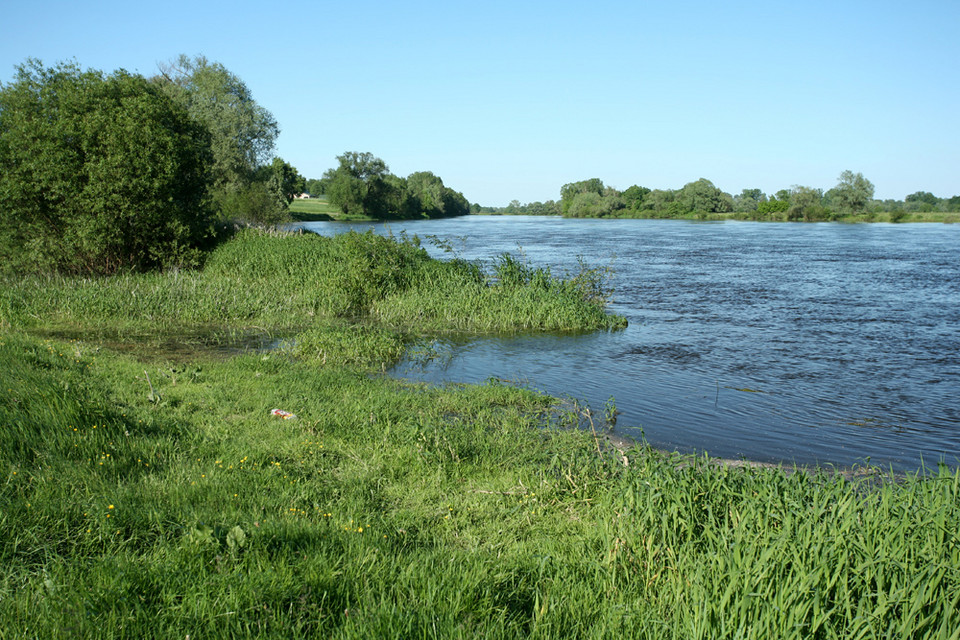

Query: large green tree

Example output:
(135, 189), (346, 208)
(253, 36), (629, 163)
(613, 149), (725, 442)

(622, 185), (651, 211)
(734, 188), (765, 213)
(325, 151), (390, 216)
(402, 171), (471, 219)
(405, 171), (447, 218)
(643, 189), (677, 217)
(322, 151), (470, 219)
(266, 157), (306, 208)
(153, 55), (279, 216)
(787, 186), (828, 221)
(828, 170), (875, 215)
(560, 178), (605, 215)
(215, 157), (305, 227)
(0, 60), (212, 275)
(675, 179), (734, 216)
(904, 191), (940, 212)
(303, 178), (327, 197)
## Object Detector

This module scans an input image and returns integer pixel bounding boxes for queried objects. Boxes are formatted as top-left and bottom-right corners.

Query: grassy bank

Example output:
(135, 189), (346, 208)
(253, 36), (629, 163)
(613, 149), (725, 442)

(2, 231), (958, 637)
(2, 332), (958, 638)
(288, 197), (375, 222)
(1, 229), (626, 339)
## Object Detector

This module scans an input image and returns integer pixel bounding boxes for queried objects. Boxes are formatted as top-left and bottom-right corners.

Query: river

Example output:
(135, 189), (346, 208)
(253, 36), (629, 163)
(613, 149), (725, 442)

(294, 216), (960, 472)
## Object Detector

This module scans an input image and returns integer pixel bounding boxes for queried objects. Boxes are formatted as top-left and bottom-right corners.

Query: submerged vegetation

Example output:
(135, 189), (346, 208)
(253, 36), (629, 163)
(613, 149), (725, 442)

(2, 229), (958, 637)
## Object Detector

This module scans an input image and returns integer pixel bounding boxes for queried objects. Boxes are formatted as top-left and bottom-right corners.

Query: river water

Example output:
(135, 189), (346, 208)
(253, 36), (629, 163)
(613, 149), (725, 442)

(294, 216), (960, 472)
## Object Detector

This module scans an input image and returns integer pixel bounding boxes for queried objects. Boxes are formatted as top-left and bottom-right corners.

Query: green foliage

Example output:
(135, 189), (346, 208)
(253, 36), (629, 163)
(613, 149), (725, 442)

(267, 157), (307, 206)
(324, 152), (470, 220)
(560, 178), (605, 215)
(904, 191), (941, 213)
(734, 188), (764, 213)
(757, 197), (790, 216)
(303, 177), (328, 198)
(905, 191), (939, 207)
(154, 55), (279, 208)
(828, 170), (875, 215)
(674, 178), (734, 216)
(642, 189), (678, 217)
(788, 185), (830, 221)
(217, 157), (306, 226)
(1, 328), (958, 637)
(558, 180), (630, 218)
(216, 181), (288, 226)
(487, 200), (562, 215)
(404, 171), (447, 217)
(516, 171), (959, 222)
(0, 60), (213, 275)
(621, 185), (651, 211)
(566, 191), (603, 217)
(325, 151), (390, 216)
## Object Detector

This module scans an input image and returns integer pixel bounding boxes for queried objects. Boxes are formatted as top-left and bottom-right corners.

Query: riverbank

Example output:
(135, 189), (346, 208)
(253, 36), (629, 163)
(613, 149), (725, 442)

(2, 230), (958, 637)
(477, 210), (960, 223)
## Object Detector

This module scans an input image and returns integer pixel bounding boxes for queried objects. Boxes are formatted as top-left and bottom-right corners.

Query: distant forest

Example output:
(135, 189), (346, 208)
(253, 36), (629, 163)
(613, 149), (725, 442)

(476, 172), (960, 221)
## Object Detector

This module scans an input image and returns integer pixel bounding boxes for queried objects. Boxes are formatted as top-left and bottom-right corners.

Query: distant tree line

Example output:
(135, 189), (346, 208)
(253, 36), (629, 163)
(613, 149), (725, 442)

(310, 152), (471, 220)
(0, 56), (305, 275)
(488, 171), (960, 221)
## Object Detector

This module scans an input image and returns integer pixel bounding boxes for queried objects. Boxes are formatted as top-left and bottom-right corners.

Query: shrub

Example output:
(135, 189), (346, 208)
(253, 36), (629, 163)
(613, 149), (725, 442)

(0, 60), (213, 275)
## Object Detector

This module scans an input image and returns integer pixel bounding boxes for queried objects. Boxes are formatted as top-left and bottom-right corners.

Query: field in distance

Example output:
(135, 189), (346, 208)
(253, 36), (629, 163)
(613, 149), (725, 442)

(288, 197), (343, 221)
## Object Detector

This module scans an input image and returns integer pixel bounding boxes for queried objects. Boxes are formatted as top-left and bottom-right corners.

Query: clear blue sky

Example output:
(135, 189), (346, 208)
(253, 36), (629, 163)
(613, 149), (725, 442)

(2, 0), (958, 206)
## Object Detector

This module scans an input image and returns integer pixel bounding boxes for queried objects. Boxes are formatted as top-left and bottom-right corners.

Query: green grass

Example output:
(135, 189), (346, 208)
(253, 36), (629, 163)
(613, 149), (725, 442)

(0, 229), (626, 340)
(288, 197), (374, 221)
(2, 332), (958, 638)
(2, 231), (958, 637)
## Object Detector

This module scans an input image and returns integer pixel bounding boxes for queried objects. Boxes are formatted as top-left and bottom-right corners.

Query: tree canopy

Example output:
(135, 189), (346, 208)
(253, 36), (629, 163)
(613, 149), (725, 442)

(152, 55), (285, 223)
(0, 60), (213, 275)
(494, 169), (960, 220)
(322, 152), (470, 220)
(675, 179), (734, 216)
(828, 170), (875, 215)
(154, 55), (278, 193)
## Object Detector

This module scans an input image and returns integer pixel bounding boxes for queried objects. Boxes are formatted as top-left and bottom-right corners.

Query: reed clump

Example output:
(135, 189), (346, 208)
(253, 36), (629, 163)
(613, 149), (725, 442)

(0, 229), (626, 343)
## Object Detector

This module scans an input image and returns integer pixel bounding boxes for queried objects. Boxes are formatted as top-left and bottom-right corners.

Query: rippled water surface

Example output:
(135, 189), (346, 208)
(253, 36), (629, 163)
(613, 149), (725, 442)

(296, 216), (960, 471)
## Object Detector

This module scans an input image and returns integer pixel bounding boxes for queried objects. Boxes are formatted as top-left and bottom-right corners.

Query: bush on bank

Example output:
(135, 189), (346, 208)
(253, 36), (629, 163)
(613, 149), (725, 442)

(0, 60), (214, 275)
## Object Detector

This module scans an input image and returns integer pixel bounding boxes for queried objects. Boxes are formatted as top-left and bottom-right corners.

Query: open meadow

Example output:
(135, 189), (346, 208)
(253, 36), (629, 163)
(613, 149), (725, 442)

(288, 197), (377, 222)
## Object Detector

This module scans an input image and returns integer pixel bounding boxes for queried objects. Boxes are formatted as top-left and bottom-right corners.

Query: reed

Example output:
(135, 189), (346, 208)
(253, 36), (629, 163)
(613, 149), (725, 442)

(0, 229), (625, 340)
